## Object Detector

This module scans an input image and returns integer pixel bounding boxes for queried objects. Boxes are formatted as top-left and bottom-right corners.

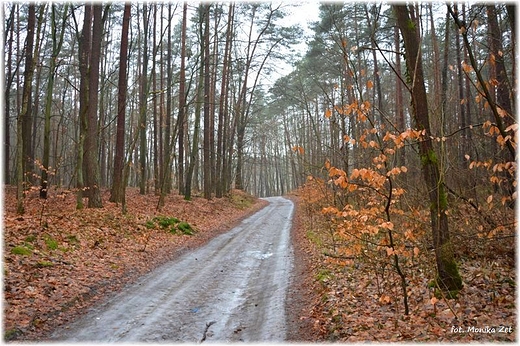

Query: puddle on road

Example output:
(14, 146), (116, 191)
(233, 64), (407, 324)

(245, 250), (273, 260)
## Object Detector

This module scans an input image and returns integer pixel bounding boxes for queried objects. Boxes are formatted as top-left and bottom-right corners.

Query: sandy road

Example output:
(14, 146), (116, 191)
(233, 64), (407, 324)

(49, 196), (294, 343)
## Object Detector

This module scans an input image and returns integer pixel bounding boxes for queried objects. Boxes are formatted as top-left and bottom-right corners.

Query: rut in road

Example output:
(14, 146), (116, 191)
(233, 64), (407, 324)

(49, 196), (294, 343)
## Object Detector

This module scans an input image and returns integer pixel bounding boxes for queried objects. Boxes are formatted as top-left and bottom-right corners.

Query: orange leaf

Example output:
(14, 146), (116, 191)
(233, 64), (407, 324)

(325, 108), (332, 118)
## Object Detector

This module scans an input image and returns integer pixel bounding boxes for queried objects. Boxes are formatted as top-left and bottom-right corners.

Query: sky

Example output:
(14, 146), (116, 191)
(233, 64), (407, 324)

(267, 1), (321, 81)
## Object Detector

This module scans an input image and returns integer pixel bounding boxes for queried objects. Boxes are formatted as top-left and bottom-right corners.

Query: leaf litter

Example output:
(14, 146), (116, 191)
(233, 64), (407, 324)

(287, 187), (516, 342)
(3, 187), (267, 341)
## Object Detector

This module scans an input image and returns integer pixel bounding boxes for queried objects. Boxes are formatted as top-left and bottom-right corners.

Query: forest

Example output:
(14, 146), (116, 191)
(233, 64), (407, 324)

(3, 1), (517, 342)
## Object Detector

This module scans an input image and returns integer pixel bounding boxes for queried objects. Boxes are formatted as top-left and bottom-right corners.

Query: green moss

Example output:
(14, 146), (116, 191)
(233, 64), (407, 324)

(36, 260), (54, 268)
(66, 234), (80, 247)
(177, 221), (195, 235)
(146, 216), (195, 235)
(316, 269), (333, 283)
(25, 235), (36, 243)
(438, 188), (448, 210)
(156, 216), (180, 229)
(440, 259), (463, 290)
(11, 246), (32, 256)
(150, 216), (180, 231)
(44, 235), (59, 250)
(435, 243), (463, 294)
(407, 19), (416, 31)
(306, 230), (323, 247)
(4, 328), (22, 341)
(420, 149), (438, 166)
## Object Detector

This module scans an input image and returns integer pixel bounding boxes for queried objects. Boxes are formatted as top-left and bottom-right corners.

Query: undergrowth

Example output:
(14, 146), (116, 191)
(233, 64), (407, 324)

(297, 174), (515, 342)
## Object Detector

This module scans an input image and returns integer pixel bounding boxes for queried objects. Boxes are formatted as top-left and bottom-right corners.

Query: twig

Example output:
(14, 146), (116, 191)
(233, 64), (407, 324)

(200, 321), (216, 343)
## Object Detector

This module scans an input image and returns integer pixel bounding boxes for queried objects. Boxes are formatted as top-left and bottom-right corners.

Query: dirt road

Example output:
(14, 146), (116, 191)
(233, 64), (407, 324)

(49, 196), (294, 343)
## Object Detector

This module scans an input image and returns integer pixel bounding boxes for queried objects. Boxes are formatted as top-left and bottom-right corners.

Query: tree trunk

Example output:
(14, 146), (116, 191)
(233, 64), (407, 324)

(428, 4), (442, 111)
(4, 5), (16, 185)
(76, 4), (92, 209)
(177, 3), (187, 195)
(394, 25), (406, 167)
(110, 3), (130, 203)
(41, 4), (69, 199)
(486, 5), (514, 125)
(454, 4), (467, 166)
(139, 4), (149, 195)
(394, 4), (463, 292)
(84, 3), (105, 208)
(152, 5), (159, 195)
(22, 5), (45, 188)
(203, 4), (212, 199)
(185, 8), (205, 201)
(216, 3), (234, 198)
(16, 4), (36, 214)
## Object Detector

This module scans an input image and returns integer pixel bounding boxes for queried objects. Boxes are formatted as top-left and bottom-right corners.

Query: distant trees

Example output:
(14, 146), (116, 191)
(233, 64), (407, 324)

(5, 1), (516, 240)
(6, 3), (302, 213)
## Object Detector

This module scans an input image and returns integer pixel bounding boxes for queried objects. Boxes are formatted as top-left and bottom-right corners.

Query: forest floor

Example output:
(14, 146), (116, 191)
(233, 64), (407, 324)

(3, 187), (272, 341)
(287, 187), (516, 342)
(3, 186), (516, 342)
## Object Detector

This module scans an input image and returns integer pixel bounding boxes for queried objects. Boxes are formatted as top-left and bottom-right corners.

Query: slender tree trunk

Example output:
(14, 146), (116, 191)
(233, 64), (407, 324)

(16, 4), (36, 214)
(152, 5), (159, 195)
(161, 5), (171, 198)
(77, 4), (92, 209)
(394, 4), (463, 292)
(454, 4), (467, 166)
(209, 8), (219, 196)
(462, 4), (472, 145)
(5, 5), (16, 185)
(216, 3), (234, 198)
(23, 5), (45, 188)
(394, 25), (406, 167)
(506, 5), (516, 103)
(440, 9), (450, 130)
(40, 4), (69, 199)
(110, 3), (130, 203)
(177, 3), (187, 195)
(185, 8), (205, 201)
(486, 5), (514, 124)
(203, 4), (212, 199)
(429, 4), (442, 111)
(139, 4), (149, 195)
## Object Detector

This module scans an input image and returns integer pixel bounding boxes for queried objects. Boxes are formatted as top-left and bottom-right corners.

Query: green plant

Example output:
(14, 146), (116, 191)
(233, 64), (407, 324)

(317, 269), (333, 283)
(160, 217), (179, 228)
(25, 235), (36, 243)
(177, 221), (195, 235)
(36, 260), (54, 268)
(66, 234), (80, 246)
(44, 235), (59, 250)
(4, 328), (22, 341)
(11, 246), (32, 256)
(144, 216), (195, 235)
